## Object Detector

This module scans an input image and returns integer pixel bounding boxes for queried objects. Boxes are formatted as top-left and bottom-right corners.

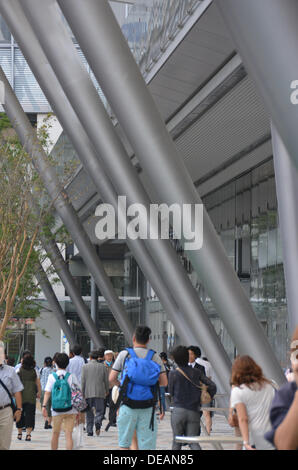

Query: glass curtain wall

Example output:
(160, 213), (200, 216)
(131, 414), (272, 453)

(202, 159), (289, 367)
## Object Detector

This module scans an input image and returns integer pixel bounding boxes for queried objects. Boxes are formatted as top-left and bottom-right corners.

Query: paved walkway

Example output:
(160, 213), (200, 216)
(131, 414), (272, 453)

(10, 406), (238, 451)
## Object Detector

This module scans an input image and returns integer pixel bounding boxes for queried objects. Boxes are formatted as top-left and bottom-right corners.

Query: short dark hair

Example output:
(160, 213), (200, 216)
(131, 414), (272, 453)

(97, 348), (105, 359)
(134, 325), (151, 345)
(6, 356), (15, 367)
(160, 352), (168, 360)
(52, 352), (60, 363)
(90, 350), (99, 360)
(22, 349), (32, 358)
(71, 344), (82, 356)
(44, 357), (53, 367)
(172, 346), (189, 367)
(55, 353), (69, 369)
(188, 345), (201, 358)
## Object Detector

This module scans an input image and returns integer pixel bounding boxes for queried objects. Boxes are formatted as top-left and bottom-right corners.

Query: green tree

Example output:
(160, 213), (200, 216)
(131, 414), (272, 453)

(0, 135), (42, 339)
(0, 114), (78, 341)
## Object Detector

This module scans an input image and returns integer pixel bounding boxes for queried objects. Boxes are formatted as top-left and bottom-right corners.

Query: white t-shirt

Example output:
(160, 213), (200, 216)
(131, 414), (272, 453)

(195, 358), (213, 380)
(45, 369), (78, 416)
(230, 382), (276, 450)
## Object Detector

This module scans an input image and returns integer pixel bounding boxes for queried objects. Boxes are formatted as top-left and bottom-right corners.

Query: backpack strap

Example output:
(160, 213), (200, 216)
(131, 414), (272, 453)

(64, 372), (70, 381)
(145, 349), (155, 361)
(126, 347), (136, 359)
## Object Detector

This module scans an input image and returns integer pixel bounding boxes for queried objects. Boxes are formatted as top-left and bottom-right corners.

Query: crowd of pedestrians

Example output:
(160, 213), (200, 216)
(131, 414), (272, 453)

(0, 324), (297, 451)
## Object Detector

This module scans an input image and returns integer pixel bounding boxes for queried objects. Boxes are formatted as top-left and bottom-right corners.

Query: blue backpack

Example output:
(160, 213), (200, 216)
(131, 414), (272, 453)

(105, 348), (161, 432)
(51, 372), (72, 412)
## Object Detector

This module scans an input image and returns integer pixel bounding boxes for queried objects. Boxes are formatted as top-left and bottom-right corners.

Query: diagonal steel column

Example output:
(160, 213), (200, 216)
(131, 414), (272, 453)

(29, 194), (104, 348)
(35, 262), (76, 347)
(90, 276), (99, 351)
(0, 67), (134, 344)
(271, 123), (298, 334)
(216, 0), (298, 169)
(20, 0), (234, 392)
(52, 0), (284, 384)
(0, 0), (211, 368)
(41, 237), (105, 349)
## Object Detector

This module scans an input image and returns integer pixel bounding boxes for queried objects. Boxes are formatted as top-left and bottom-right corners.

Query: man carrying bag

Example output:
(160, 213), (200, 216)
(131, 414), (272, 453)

(168, 345), (217, 450)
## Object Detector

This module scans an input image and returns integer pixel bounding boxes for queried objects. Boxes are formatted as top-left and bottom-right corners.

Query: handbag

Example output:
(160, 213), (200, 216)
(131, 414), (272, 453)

(73, 423), (84, 449)
(0, 378), (18, 414)
(111, 385), (120, 404)
(70, 382), (89, 412)
(176, 368), (212, 405)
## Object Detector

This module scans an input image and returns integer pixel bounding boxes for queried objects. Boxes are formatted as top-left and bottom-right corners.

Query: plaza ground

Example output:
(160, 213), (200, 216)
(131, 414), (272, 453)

(10, 406), (236, 451)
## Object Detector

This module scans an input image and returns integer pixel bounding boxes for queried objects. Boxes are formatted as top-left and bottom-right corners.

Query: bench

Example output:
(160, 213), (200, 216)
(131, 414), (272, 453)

(175, 435), (244, 450)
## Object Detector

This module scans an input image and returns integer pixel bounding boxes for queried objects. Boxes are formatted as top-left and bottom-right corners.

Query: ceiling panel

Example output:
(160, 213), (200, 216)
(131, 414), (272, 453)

(174, 76), (270, 182)
(148, 2), (235, 121)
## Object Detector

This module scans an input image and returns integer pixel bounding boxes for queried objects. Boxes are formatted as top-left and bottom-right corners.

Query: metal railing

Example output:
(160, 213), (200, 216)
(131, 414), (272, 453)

(122, 0), (203, 76)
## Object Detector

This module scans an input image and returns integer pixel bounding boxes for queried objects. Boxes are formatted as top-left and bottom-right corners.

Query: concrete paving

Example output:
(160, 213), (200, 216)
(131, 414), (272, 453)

(10, 407), (238, 451)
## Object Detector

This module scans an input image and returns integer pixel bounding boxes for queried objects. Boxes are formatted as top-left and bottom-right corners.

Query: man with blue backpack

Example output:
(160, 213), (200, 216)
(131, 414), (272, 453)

(108, 325), (168, 450)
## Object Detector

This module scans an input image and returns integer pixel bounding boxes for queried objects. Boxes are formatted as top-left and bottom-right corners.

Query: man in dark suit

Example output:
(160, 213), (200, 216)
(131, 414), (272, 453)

(188, 346), (206, 375)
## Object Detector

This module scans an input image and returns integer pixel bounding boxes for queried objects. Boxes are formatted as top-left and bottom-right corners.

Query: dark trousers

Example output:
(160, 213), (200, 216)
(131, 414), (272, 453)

(171, 407), (201, 450)
(104, 389), (116, 424)
(16, 402), (36, 430)
(86, 397), (105, 433)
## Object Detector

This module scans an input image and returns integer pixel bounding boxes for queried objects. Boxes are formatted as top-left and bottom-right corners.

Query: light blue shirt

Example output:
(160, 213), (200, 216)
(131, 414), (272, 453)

(0, 365), (24, 407)
(67, 355), (85, 383)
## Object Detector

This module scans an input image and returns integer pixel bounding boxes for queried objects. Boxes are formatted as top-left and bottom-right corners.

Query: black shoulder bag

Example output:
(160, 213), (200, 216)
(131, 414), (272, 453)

(0, 378), (18, 414)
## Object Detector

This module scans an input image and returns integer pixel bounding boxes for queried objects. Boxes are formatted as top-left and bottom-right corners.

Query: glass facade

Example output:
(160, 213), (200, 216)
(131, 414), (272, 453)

(200, 159), (290, 367)
(0, 15), (107, 114)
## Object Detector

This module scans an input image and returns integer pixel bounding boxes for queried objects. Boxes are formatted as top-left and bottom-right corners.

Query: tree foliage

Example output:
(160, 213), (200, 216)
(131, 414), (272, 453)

(0, 134), (42, 339)
(0, 113), (79, 340)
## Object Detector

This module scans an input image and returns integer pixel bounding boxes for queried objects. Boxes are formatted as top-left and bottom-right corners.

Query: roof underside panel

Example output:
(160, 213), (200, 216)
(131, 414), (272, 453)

(174, 75), (271, 184)
(148, 2), (235, 121)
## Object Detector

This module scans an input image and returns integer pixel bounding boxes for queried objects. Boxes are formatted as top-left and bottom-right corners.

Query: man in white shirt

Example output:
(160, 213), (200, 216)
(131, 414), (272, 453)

(0, 344), (23, 450)
(188, 346), (215, 434)
(67, 344), (85, 383)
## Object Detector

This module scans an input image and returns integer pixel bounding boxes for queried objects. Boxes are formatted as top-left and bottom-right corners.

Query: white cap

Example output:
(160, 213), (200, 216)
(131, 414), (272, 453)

(104, 350), (114, 355)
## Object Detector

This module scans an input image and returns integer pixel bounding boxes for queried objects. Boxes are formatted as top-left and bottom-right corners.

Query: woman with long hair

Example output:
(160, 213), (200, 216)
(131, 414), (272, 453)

(230, 355), (277, 450)
(16, 354), (41, 442)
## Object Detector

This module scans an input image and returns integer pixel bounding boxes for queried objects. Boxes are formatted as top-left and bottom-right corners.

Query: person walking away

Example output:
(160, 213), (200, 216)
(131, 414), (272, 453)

(81, 350), (109, 436)
(42, 352), (79, 450)
(169, 345), (216, 450)
(104, 350), (116, 426)
(40, 356), (54, 429)
(188, 346), (215, 434)
(6, 357), (15, 367)
(67, 344), (85, 383)
(96, 348), (105, 364)
(230, 355), (277, 450)
(109, 325), (167, 450)
(52, 352), (60, 372)
(15, 350), (40, 378)
(265, 325), (298, 450)
(159, 352), (171, 412)
(67, 344), (86, 429)
(16, 354), (41, 441)
(0, 341), (23, 450)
